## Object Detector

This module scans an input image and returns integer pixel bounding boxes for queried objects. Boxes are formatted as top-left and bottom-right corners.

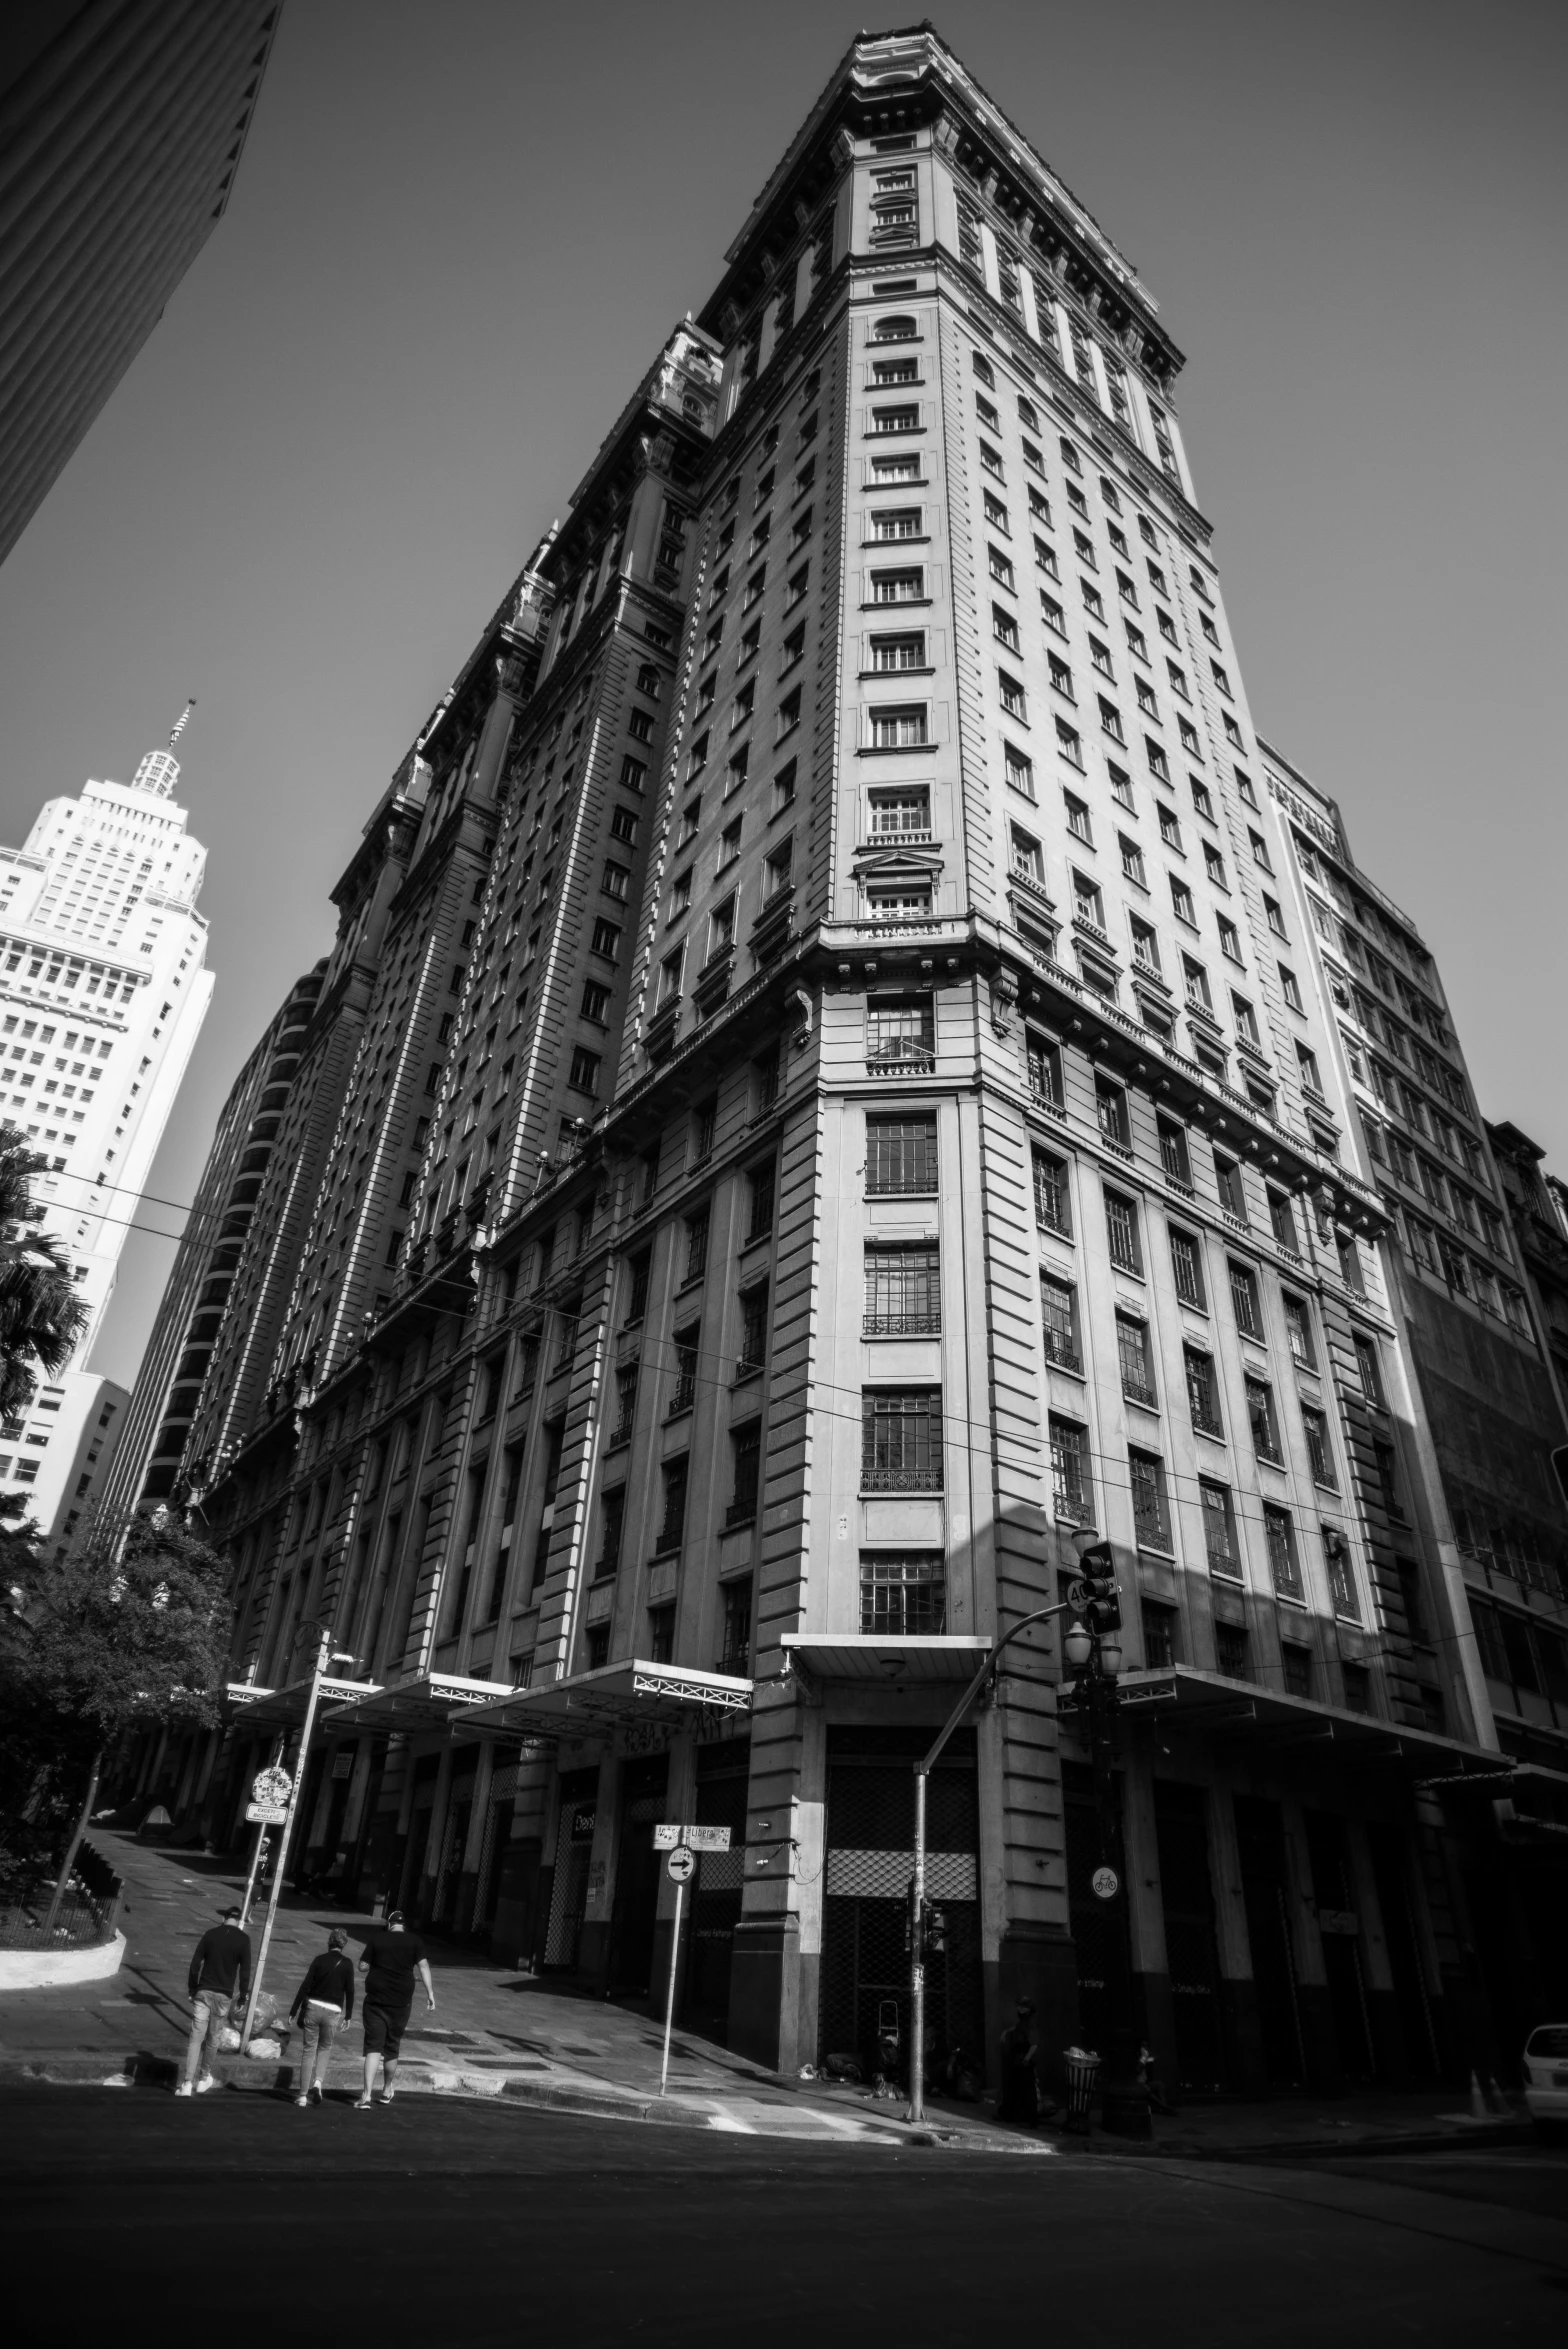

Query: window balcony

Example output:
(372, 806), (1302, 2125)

(866, 1043), (936, 1076)
(861, 1466), (944, 1493)
(1122, 1376), (1158, 1409)
(863, 1311), (941, 1337)
(1043, 1332), (1083, 1374)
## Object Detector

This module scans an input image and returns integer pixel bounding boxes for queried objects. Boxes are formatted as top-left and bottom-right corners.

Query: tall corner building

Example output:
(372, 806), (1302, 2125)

(0, 735), (214, 1538)
(0, 0), (283, 569)
(120, 27), (1567, 2088)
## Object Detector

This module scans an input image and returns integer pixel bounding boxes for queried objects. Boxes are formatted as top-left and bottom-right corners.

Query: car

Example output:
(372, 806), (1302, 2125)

(1522, 2024), (1568, 2135)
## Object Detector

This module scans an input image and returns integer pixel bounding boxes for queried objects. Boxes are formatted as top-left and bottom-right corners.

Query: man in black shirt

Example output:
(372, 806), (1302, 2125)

(356, 1908), (434, 2109)
(177, 1903), (253, 2096)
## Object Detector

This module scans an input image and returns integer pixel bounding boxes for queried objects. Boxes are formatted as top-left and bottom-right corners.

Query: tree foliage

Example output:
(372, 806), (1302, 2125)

(0, 1122), (89, 1420)
(0, 1508), (234, 1806)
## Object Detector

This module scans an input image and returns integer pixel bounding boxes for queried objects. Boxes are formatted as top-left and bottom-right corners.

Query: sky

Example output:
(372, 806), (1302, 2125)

(1, 0), (1564, 1391)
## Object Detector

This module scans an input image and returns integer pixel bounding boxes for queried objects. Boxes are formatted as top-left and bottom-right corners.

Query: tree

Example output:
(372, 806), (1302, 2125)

(0, 1507), (234, 1919)
(0, 1122), (88, 1421)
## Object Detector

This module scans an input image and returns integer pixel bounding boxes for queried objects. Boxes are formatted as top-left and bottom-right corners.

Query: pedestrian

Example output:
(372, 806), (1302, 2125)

(997, 1997), (1040, 2126)
(177, 1901), (253, 2097)
(356, 1907), (434, 2109)
(289, 1926), (356, 2107)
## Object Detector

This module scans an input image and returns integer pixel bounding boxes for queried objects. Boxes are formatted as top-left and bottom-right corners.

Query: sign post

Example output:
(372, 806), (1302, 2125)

(237, 1752), (290, 1931)
(652, 1824), (730, 2096)
(239, 1633), (334, 2054)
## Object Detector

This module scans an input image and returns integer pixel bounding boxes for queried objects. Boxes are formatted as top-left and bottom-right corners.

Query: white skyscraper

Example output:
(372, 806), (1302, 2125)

(0, 724), (213, 1540)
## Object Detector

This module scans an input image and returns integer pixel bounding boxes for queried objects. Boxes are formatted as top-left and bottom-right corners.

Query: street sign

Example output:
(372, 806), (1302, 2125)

(252, 1765), (292, 1810)
(1091, 1865), (1120, 1901)
(1065, 1578), (1088, 1609)
(653, 1822), (732, 1851)
(666, 1847), (695, 1884)
(245, 1802), (287, 1826)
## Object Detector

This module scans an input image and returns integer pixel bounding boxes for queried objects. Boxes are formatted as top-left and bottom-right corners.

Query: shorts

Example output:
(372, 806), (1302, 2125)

(363, 2001), (412, 2059)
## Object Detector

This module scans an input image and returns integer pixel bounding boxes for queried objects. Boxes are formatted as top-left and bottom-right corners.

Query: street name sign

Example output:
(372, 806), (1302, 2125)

(245, 1802), (287, 1826)
(652, 1822), (732, 1851)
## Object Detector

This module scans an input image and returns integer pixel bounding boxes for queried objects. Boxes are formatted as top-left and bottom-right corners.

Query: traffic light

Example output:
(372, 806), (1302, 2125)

(1079, 1541), (1121, 1634)
(922, 1902), (948, 1961)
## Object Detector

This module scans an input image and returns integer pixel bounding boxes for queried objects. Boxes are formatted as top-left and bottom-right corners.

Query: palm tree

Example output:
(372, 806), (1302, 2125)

(0, 1124), (88, 1421)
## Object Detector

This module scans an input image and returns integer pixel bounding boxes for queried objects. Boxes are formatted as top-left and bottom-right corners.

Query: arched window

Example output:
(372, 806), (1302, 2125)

(873, 314), (918, 343)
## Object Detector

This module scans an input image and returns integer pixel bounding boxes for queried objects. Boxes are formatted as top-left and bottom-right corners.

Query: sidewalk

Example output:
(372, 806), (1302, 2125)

(0, 1831), (1530, 2159)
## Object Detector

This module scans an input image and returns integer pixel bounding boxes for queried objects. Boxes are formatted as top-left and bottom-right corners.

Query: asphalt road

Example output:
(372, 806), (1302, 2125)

(5, 2087), (1566, 2349)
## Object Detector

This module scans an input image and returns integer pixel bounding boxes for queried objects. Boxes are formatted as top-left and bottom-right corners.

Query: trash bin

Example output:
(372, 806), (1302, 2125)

(1062, 2045), (1101, 2132)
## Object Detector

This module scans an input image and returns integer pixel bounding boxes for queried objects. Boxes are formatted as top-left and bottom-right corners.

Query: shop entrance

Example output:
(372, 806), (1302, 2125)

(818, 1727), (982, 2083)
(1154, 1780), (1228, 2092)
(542, 1767), (599, 1969)
(1234, 1794), (1306, 2085)
(609, 1755), (669, 1998)
(683, 1737), (750, 2038)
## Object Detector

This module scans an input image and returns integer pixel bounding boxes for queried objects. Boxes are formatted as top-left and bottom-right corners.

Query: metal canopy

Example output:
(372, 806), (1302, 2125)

(782, 1634), (992, 1684)
(321, 1672), (510, 1737)
(223, 1680), (275, 1718)
(1115, 1665), (1511, 1780)
(461, 1658), (753, 1743)
(233, 1673), (383, 1731)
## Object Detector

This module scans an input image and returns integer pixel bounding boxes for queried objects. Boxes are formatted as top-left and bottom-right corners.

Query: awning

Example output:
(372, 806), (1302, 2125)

(782, 1634), (992, 1684)
(223, 1680), (275, 1717)
(321, 1672), (510, 1736)
(1113, 1666), (1512, 1781)
(460, 1657), (752, 1742)
(232, 1672), (383, 1731)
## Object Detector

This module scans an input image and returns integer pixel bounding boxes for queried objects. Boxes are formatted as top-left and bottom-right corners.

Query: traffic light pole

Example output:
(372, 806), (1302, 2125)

(908, 1602), (1071, 2128)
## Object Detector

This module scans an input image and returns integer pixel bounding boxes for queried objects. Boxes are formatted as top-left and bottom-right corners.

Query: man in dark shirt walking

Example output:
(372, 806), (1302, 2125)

(356, 1908), (434, 2109)
(290, 1927), (356, 2107)
(177, 1903), (253, 2096)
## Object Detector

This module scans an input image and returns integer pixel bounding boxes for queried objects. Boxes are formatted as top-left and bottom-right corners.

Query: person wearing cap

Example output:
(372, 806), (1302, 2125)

(176, 1903), (253, 2097)
(356, 1908), (434, 2109)
(289, 1928), (356, 2107)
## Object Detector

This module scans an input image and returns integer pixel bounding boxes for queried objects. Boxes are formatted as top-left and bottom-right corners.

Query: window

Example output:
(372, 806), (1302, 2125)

(1095, 1077), (1130, 1150)
(1073, 871), (1105, 930)
(718, 818), (742, 870)
(1155, 1120), (1191, 1191)
(1104, 1188), (1141, 1273)
(658, 946), (685, 1006)
(865, 1241), (940, 1335)
(765, 840), (793, 899)
(867, 1113), (937, 1195)
(1130, 917), (1160, 975)
(719, 1581), (753, 1673)
(1215, 1154), (1246, 1223)
(1130, 1450), (1171, 1549)
(1201, 1480), (1239, 1575)
(1170, 877), (1196, 926)
(1011, 826), (1045, 887)
(992, 602), (1020, 651)
(773, 759), (797, 812)
(669, 1323), (701, 1416)
(861, 1553), (945, 1637)
(730, 1425), (761, 1525)
(708, 895), (736, 960)
(1263, 894), (1287, 940)
(1249, 828), (1272, 871)
(1341, 1658), (1370, 1711)
(1117, 1314), (1156, 1406)
(1033, 1149), (1071, 1235)
(979, 441), (1005, 481)
(738, 1284), (768, 1375)
(1183, 956), (1212, 1013)
(1229, 1260), (1262, 1338)
(596, 1487), (626, 1581)
(1109, 763), (1135, 810)
(625, 1247), (652, 1325)
(870, 786), (929, 837)
(1098, 696), (1125, 744)
(871, 630), (925, 669)
(1353, 1333), (1386, 1406)
(862, 1388), (942, 1490)
(871, 508), (924, 544)
(1040, 1275), (1080, 1370)
(1302, 1405), (1336, 1489)
(656, 1457), (688, 1554)
(568, 1046), (600, 1095)
(1170, 1227), (1205, 1307)
(867, 994), (935, 1070)
(1049, 1416), (1091, 1523)
(1281, 1292), (1315, 1369)
(1216, 916), (1242, 967)
(871, 567), (925, 604)
(1232, 994), (1260, 1050)
(1245, 1375), (1282, 1463)
(871, 404), (920, 435)
(1041, 592), (1066, 637)
(1142, 1602), (1180, 1669)
(1004, 743), (1035, 798)
(999, 671), (1027, 720)
(746, 1157), (776, 1240)
(1120, 835), (1147, 887)
(983, 489), (1008, 530)
(581, 979), (610, 1023)
(1056, 718), (1085, 769)
(870, 704), (928, 748)
(1185, 1346), (1223, 1437)
(1280, 965), (1304, 1014)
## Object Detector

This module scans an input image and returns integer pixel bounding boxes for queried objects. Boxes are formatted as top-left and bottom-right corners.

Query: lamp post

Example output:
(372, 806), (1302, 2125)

(238, 1627), (358, 2054)
(1059, 1531), (1150, 2141)
(907, 1600), (1074, 2128)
